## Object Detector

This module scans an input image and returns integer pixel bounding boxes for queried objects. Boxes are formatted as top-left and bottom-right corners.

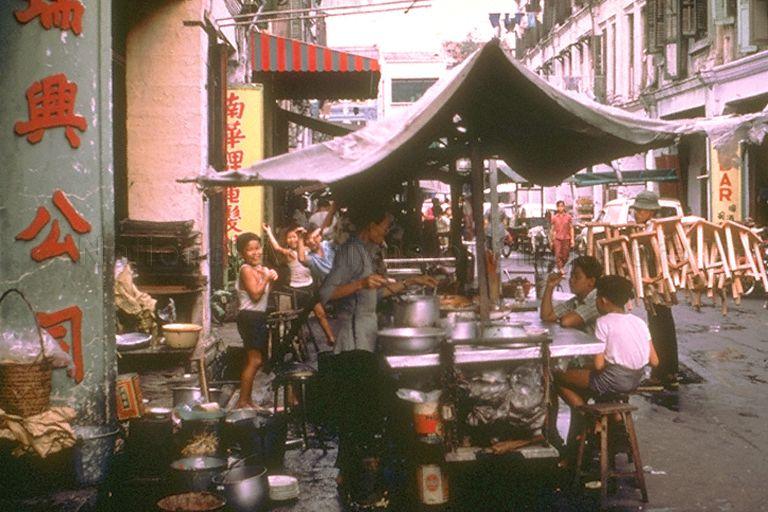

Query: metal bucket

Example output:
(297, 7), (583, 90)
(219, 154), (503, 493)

(73, 425), (119, 486)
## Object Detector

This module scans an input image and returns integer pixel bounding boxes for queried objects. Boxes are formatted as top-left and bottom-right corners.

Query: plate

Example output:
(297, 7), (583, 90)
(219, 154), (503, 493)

(268, 475), (299, 501)
(116, 332), (152, 351)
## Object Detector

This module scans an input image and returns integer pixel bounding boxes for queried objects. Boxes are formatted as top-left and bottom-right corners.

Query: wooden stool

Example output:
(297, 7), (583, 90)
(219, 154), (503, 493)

(573, 401), (648, 505)
(273, 368), (316, 448)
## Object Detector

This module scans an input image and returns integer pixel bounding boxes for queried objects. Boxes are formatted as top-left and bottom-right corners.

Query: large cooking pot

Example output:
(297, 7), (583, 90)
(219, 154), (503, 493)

(172, 387), (224, 407)
(393, 294), (439, 327)
(212, 464), (269, 512)
(170, 456), (227, 492)
(377, 327), (445, 355)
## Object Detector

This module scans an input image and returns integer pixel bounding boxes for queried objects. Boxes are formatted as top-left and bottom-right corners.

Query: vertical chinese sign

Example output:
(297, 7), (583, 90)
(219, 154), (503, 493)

(710, 142), (743, 222)
(225, 85), (265, 242)
(1, 1), (115, 423)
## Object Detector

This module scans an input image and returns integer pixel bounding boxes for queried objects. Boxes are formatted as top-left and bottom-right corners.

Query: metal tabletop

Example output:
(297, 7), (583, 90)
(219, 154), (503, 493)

(384, 311), (604, 370)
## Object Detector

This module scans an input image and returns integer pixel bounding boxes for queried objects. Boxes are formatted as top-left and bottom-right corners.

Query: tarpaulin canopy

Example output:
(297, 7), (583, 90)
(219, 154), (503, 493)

(251, 32), (380, 100)
(571, 169), (679, 187)
(189, 39), (768, 189)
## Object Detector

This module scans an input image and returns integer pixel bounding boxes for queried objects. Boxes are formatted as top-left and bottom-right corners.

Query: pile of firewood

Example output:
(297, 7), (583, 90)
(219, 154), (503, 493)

(584, 217), (768, 314)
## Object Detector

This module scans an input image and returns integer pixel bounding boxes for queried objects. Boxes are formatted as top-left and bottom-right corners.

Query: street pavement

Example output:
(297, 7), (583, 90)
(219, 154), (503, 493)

(261, 253), (768, 511)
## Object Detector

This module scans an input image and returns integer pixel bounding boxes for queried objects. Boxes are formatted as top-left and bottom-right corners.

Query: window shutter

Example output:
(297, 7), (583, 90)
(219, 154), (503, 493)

(695, 0), (708, 36)
(646, 0), (659, 51)
(666, 0), (680, 42)
(655, 0), (668, 47)
(737, 0), (754, 50)
(682, 0), (696, 35)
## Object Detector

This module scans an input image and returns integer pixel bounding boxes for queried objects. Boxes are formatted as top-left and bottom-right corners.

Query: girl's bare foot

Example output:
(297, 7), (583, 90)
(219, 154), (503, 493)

(235, 401), (257, 409)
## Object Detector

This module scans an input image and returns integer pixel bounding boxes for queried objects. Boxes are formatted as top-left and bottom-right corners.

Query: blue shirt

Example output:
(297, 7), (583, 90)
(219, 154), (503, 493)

(307, 240), (335, 282)
(319, 235), (380, 354)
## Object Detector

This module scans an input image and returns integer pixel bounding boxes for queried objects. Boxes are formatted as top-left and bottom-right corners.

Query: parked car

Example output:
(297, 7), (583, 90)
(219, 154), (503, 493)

(575, 197), (683, 254)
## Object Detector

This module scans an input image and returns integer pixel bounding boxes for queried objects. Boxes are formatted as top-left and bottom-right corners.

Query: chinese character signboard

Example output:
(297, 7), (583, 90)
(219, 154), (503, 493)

(710, 142), (743, 222)
(1, 1), (115, 423)
(225, 85), (265, 242)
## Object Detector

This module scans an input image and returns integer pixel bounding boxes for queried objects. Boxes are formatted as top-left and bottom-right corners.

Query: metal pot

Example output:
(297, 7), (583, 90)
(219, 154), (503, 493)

(377, 327), (445, 354)
(447, 321), (477, 341)
(172, 387), (224, 407)
(213, 464), (269, 512)
(170, 456), (228, 492)
(393, 295), (439, 328)
(473, 322), (536, 345)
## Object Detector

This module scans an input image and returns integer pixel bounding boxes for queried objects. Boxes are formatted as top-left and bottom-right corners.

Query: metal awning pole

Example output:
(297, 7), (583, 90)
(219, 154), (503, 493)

(471, 143), (490, 320)
(489, 159), (501, 304)
(449, 160), (467, 290)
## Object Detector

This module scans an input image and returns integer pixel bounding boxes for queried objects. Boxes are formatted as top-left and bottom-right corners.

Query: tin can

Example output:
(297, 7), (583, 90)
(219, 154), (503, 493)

(116, 373), (144, 420)
(417, 464), (449, 505)
(413, 401), (443, 441)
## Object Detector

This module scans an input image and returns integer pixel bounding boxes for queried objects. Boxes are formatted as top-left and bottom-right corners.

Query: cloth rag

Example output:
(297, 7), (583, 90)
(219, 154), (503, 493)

(0, 406), (77, 458)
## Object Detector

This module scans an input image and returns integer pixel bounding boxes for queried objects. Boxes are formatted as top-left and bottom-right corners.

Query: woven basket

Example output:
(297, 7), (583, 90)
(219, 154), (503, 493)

(0, 289), (52, 417)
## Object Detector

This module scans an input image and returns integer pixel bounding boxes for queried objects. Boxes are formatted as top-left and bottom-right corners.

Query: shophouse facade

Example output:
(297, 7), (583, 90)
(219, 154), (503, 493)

(518, 0), (768, 222)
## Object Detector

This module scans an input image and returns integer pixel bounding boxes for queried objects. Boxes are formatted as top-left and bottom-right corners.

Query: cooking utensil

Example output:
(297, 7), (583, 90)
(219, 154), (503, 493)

(170, 456), (227, 492)
(377, 327), (445, 354)
(163, 323), (202, 349)
(212, 464), (269, 512)
(116, 332), (152, 351)
(172, 387), (224, 408)
(392, 294), (440, 327)
(197, 358), (211, 403)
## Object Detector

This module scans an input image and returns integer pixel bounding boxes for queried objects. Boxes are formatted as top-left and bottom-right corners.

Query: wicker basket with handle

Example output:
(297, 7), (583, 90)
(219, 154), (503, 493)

(0, 288), (52, 417)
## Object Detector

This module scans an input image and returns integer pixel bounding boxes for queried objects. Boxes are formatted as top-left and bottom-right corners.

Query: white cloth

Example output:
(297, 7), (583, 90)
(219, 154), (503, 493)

(236, 265), (270, 312)
(594, 312), (652, 370)
(287, 251), (313, 288)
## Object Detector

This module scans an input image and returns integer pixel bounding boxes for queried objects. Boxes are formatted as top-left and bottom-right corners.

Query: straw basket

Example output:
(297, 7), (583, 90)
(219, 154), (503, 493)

(0, 288), (52, 417)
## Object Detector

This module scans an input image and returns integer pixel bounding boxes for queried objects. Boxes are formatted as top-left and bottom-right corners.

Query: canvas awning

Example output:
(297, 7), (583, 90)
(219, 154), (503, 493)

(188, 40), (768, 190)
(251, 32), (380, 100)
(571, 169), (679, 187)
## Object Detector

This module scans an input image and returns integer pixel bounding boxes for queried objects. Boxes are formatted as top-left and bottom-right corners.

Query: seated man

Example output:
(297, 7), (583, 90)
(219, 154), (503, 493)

(540, 255), (603, 332)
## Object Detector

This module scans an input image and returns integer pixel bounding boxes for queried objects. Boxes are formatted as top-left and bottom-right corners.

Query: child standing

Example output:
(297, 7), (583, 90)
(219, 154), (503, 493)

(235, 233), (278, 409)
(263, 223), (335, 345)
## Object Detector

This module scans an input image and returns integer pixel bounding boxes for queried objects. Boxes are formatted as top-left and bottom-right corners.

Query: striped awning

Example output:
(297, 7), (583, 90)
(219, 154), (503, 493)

(251, 32), (379, 73)
(249, 32), (380, 99)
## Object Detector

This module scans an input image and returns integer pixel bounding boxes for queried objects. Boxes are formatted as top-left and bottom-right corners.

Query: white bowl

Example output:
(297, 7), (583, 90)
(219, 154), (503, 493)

(163, 323), (202, 349)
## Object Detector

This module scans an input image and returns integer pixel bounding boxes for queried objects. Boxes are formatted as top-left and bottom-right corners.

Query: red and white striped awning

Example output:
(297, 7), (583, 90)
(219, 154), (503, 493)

(249, 32), (380, 99)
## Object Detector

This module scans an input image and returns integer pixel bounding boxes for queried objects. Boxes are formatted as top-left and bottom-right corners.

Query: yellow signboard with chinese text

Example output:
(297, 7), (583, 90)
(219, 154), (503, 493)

(710, 142), (742, 222)
(225, 85), (265, 241)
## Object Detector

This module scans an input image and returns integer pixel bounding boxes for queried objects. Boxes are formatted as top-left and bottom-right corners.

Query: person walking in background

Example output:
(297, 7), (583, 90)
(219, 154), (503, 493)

(631, 190), (680, 390)
(234, 232), (278, 409)
(550, 200), (574, 273)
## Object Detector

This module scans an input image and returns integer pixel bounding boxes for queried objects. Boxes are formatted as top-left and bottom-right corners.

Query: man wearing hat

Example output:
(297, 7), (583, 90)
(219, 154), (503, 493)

(632, 190), (679, 389)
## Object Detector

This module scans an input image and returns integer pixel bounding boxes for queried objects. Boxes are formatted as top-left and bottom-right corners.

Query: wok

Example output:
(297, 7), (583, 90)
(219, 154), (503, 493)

(377, 327), (445, 354)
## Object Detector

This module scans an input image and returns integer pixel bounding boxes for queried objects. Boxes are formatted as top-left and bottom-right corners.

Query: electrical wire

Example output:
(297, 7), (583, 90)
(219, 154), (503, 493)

(217, 2), (430, 28)
(216, 0), (430, 22)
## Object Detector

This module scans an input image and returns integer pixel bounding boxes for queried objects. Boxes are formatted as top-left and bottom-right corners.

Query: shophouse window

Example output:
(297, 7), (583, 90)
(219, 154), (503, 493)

(748, 0), (768, 45)
(391, 78), (438, 104)
(628, 12), (635, 98)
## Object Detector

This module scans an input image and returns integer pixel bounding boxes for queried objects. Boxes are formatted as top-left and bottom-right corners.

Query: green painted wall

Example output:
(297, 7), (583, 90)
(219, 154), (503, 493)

(0, 1), (115, 424)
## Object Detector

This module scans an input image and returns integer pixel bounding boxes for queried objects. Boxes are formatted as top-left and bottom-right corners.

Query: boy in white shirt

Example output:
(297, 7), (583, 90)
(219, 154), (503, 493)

(555, 275), (659, 410)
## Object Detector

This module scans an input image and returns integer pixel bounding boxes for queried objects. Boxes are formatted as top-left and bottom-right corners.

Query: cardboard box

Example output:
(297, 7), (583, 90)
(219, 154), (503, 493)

(116, 373), (144, 420)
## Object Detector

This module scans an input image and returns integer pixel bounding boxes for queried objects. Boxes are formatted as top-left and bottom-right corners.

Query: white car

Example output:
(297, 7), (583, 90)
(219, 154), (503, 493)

(575, 197), (683, 253)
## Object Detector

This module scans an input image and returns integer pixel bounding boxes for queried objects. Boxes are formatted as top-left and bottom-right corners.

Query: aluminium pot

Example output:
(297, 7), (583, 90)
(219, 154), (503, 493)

(393, 294), (440, 328)
(377, 327), (445, 355)
(212, 464), (269, 512)
(172, 387), (224, 407)
(170, 456), (228, 492)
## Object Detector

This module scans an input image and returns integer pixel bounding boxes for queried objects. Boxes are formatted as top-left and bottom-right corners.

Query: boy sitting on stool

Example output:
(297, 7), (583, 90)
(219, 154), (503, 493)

(555, 275), (659, 461)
